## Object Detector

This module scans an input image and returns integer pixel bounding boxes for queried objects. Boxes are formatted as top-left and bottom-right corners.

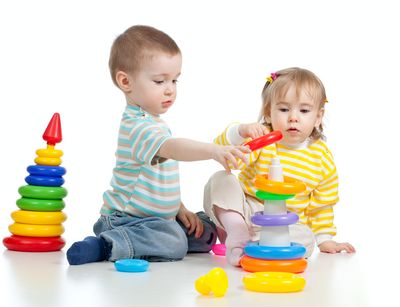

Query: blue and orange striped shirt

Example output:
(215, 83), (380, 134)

(101, 105), (180, 219)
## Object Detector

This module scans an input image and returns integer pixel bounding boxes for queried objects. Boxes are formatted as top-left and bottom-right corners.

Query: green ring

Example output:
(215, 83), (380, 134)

(16, 197), (66, 211)
(18, 185), (68, 199)
(256, 190), (295, 201)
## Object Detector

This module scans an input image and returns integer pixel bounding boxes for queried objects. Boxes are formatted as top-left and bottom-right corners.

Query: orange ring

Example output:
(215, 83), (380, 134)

(240, 255), (307, 273)
(254, 174), (306, 195)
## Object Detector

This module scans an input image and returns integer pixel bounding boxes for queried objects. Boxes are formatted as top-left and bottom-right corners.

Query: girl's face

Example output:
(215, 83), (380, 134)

(268, 84), (324, 145)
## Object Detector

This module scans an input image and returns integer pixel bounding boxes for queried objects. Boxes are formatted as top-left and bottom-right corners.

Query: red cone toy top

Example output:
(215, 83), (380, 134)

(42, 113), (62, 145)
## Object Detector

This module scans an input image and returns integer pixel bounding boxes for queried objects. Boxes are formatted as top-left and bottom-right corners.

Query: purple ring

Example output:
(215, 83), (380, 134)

(251, 211), (299, 226)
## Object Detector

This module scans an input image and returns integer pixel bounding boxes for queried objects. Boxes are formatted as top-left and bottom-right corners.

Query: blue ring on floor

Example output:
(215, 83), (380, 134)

(244, 242), (306, 260)
(251, 211), (299, 226)
(25, 175), (65, 187)
(27, 165), (66, 177)
(114, 259), (149, 272)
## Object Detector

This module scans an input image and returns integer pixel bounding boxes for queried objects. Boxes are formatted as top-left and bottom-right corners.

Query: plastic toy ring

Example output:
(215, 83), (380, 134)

(18, 185), (67, 199)
(36, 147), (63, 158)
(114, 259), (149, 272)
(25, 175), (65, 187)
(251, 211), (299, 227)
(211, 244), (226, 256)
(243, 272), (306, 293)
(16, 198), (65, 211)
(9, 222), (65, 237)
(11, 210), (67, 225)
(3, 235), (65, 252)
(255, 174), (306, 195)
(27, 165), (66, 177)
(34, 157), (62, 166)
(244, 131), (283, 151)
(240, 255), (307, 273)
(255, 190), (294, 200)
(244, 242), (305, 260)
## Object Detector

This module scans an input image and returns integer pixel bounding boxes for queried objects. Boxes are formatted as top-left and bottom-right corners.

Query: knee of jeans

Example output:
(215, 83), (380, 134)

(170, 229), (188, 259)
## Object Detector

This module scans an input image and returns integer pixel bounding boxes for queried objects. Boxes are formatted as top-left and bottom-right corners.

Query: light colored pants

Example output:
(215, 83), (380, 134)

(203, 171), (315, 257)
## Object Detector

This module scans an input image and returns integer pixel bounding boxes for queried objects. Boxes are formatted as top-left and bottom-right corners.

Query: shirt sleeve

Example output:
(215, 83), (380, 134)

(129, 120), (171, 165)
(307, 149), (339, 238)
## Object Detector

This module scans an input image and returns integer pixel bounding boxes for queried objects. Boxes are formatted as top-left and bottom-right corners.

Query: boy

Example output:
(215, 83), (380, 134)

(67, 25), (250, 264)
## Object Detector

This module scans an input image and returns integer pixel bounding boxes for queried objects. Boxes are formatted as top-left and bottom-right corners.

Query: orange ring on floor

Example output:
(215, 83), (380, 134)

(240, 255), (307, 273)
(254, 174), (306, 195)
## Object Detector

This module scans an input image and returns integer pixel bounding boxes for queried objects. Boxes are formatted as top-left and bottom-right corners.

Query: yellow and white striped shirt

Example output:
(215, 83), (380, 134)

(215, 125), (339, 242)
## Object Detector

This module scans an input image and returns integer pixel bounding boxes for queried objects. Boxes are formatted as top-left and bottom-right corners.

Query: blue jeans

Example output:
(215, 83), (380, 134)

(93, 211), (216, 262)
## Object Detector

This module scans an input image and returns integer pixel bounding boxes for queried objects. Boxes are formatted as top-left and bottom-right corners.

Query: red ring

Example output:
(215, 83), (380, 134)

(244, 131), (283, 151)
(3, 235), (65, 252)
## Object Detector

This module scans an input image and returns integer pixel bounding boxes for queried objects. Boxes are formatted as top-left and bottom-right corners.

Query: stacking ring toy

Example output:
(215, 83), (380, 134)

(27, 165), (66, 177)
(25, 175), (65, 187)
(255, 190), (294, 200)
(211, 243), (226, 256)
(244, 242), (306, 260)
(3, 235), (66, 252)
(243, 272), (306, 293)
(18, 185), (67, 199)
(251, 211), (299, 226)
(240, 255), (307, 273)
(9, 223), (65, 237)
(11, 210), (67, 225)
(17, 198), (65, 211)
(244, 131), (283, 151)
(255, 174), (306, 194)
(114, 259), (149, 272)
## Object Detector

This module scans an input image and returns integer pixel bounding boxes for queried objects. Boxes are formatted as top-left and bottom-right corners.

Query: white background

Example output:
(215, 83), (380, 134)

(0, 0), (398, 278)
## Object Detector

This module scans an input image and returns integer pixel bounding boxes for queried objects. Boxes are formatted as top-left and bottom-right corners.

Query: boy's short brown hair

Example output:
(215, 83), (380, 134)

(109, 25), (181, 86)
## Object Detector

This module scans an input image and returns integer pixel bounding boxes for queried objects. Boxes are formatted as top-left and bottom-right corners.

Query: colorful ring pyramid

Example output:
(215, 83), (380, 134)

(241, 157), (307, 293)
(3, 113), (67, 252)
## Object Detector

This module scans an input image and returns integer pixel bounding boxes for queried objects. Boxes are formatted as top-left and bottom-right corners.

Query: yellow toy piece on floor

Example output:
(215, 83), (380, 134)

(195, 267), (228, 297)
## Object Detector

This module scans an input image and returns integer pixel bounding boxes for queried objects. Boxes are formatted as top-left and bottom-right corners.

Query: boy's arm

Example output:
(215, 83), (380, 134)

(157, 138), (251, 172)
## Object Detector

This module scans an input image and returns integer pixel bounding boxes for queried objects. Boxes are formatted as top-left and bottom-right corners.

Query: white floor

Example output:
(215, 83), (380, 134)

(0, 244), (393, 307)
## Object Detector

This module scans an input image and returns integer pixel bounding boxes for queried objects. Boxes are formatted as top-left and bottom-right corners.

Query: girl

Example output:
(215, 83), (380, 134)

(204, 67), (355, 266)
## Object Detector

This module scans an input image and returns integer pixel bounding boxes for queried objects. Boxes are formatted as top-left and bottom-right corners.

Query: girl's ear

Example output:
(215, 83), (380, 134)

(115, 71), (132, 93)
(315, 108), (325, 128)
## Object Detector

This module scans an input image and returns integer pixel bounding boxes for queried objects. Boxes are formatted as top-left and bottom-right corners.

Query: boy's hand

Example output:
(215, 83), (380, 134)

(318, 240), (356, 254)
(238, 123), (269, 139)
(212, 144), (251, 173)
(177, 204), (203, 238)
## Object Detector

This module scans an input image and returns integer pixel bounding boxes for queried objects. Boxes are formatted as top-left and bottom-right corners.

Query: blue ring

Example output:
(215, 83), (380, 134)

(27, 165), (66, 177)
(114, 259), (149, 272)
(244, 242), (306, 260)
(25, 175), (65, 187)
(251, 211), (299, 226)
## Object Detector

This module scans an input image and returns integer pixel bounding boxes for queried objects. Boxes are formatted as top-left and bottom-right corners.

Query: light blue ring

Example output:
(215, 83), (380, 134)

(244, 242), (306, 260)
(114, 259), (149, 272)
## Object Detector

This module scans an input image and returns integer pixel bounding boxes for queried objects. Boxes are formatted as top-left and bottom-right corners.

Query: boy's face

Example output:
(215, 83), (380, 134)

(268, 84), (323, 145)
(125, 52), (182, 116)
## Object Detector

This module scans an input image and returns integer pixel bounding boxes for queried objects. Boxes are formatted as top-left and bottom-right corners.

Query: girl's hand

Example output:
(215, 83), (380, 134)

(212, 144), (251, 173)
(238, 123), (269, 139)
(318, 240), (356, 254)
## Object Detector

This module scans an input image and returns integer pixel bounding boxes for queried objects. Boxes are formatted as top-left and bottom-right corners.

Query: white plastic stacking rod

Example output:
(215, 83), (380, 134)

(259, 157), (291, 246)
(260, 226), (291, 246)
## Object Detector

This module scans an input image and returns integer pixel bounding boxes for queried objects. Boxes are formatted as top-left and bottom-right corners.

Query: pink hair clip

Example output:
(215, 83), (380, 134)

(266, 72), (279, 84)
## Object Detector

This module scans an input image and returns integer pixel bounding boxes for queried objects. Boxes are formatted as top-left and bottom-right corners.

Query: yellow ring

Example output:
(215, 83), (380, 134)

(11, 210), (67, 225)
(36, 147), (63, 158)
(34, 157), (62, 166)
(255, 174), (306, 195)
(243, 272), (306, 293)
(9, 222), (65, 237)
